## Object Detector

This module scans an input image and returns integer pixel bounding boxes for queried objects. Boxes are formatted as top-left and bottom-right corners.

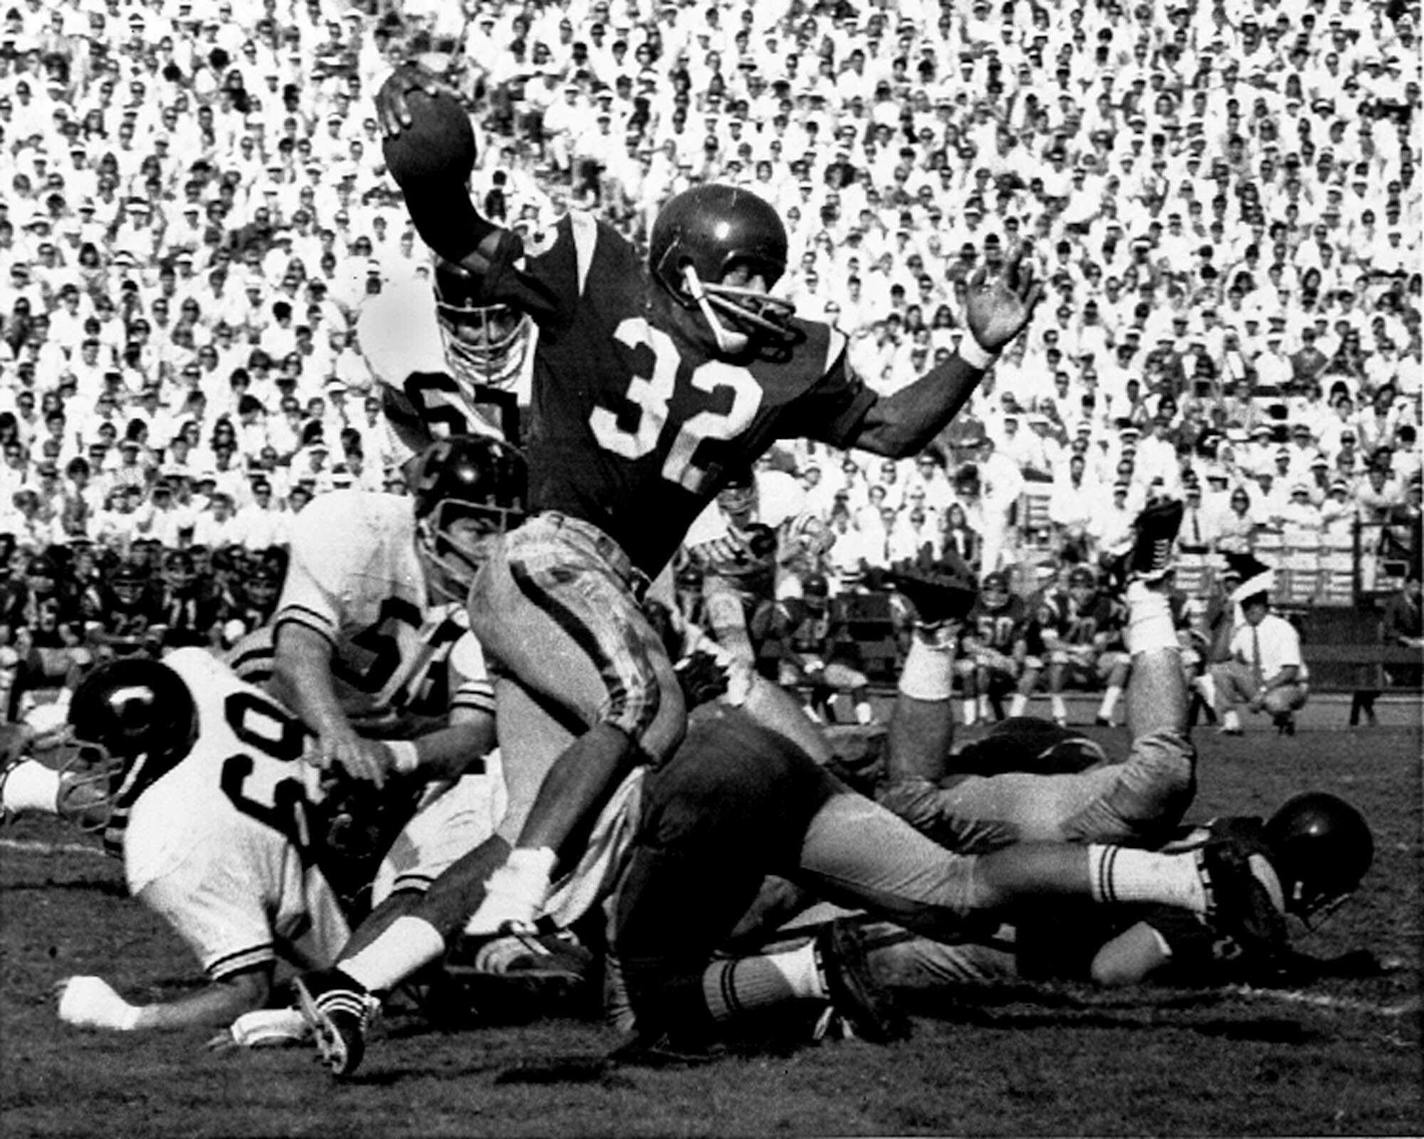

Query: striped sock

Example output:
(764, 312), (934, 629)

(1087, 845), (1206, 913)
(700, 942), (826, 1024)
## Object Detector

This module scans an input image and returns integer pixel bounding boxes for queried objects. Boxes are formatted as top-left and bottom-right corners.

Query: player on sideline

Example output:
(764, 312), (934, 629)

(372, 67), (1047, 942)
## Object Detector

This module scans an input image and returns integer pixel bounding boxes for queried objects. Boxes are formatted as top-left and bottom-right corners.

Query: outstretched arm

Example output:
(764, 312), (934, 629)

(847, 252), (1044, 458)
(56, 967), (272, 1032)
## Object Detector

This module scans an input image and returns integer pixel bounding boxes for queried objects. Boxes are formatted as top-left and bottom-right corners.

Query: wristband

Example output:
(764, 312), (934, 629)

(386, 740), (420, 774)
(958, 337), (999, 371)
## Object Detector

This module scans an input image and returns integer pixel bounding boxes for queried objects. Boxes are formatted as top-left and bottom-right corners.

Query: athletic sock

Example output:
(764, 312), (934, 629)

(701, 941), (826, 1024)
(1125, 581), (1178, 656)
(463, 847), (556, 936)
(341, 916), (447, 994)
(1087, 844), (1206, 913)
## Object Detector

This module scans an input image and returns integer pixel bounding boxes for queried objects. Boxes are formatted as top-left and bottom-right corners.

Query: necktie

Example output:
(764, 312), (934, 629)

(1251, 625), (1263, 685)
(1191, 509), (1202, 545)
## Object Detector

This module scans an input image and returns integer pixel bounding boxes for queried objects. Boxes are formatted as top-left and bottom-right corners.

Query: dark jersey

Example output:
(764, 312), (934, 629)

(1039, 589), (1126, 649)
(965, 595), (1028, 654)
(497, 214), (877, 576)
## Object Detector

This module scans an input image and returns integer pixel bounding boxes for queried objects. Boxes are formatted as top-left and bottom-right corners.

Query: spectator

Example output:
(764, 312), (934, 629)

(1210, 570), (1310, 737)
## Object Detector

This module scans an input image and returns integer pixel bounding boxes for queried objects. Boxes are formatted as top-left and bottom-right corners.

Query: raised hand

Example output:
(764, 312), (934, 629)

(375, 61), (455, 138)
(963, 249), (1046, 355)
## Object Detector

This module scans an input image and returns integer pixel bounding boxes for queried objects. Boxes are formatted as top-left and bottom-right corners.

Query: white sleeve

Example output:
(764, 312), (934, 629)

(273, 492), (366, 642)
(136, 857), (278, 981)
(447, 632), (495, 718)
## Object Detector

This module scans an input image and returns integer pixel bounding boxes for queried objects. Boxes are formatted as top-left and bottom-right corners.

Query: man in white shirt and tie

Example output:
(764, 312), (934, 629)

(1209, 570), (1310, 736)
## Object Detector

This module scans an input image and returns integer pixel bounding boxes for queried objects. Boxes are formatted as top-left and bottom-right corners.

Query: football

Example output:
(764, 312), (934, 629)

(382, 87), (476, 187)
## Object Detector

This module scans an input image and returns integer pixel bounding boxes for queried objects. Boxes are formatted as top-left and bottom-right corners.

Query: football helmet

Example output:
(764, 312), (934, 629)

(162, 548), (197, 594)
(649, 183), (796, 355)
(716, 465), (758, 525)
(1263, 792), (1374, 928)
(413, 434), (527, 604)
(243, 553), (284, 614)
(24, 554), (60, 596)
(433, 256), (533, 391)
(61, 658), (200, 847)
(981, 571), (1011, 611)
(110, 556), (151, 607)
(801, 571), (830, 614)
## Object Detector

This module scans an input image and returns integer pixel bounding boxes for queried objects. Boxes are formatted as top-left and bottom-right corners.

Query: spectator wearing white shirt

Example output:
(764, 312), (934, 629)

(1211, 578), (1309, 736)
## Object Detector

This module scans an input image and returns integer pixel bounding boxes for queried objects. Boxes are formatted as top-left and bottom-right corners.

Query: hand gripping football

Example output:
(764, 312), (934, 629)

(382, 86), (476, 187)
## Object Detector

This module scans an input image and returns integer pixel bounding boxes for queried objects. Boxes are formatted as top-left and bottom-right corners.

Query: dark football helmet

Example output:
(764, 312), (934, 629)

(648, 183), (796, 354)
(413, 434), (527, 604)
(981, 571), (1011, 611)
(433, 256), (533, 391)
(716, 465), (758, 525)
(62, 658), (200, 847)
(110, 556), (151, 607)
(1263, 791), (1374, 928)
(801, 570), (830, 614)
(162, 548), (197, 594)
(243, 552), (284, 614)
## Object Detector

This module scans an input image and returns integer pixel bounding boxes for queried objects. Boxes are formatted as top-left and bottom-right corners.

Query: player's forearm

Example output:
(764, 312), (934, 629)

(394, 180), (501, 266)
(850, 354), (987, 457)
(271, 624), (351, 740)
(402, 714), (498, 783)
(129, 970), (271, 1031)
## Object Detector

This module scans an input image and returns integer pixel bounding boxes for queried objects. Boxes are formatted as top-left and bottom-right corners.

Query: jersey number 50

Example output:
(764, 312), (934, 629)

(589, 318), (763, 494)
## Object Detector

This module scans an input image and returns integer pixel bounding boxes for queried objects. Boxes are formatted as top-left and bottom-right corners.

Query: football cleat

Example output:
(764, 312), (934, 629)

(1195, 839), (1289, 959)
(886, 543), (979, 628)
(293, 968), (378, 1079)
(1128, 498), (1184, 583)
(814, 918), (908, 1044)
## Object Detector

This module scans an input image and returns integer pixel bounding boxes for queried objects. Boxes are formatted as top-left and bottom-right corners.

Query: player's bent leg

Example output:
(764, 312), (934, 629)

(611, 710), (837, 1042)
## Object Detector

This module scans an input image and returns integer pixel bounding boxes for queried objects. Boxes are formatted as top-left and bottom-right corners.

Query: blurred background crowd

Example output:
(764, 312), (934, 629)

(0, 0), (1419, 707)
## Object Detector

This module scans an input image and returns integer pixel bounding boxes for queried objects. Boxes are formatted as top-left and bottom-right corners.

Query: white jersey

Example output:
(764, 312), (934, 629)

(272, 489), (493, 737)
(125, 649), (352, 980)
(358, 280), (529, 463)
(125, 649), (506, 981)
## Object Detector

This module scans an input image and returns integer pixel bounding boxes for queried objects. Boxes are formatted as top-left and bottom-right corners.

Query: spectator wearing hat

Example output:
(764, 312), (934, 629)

(1210, 567), (1309, 736)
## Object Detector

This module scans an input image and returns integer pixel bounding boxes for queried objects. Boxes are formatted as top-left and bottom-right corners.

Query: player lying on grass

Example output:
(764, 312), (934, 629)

(0, 649), (504, 1035)
(286, 536), (1285, 1077)
(853, 787), (1378, 996)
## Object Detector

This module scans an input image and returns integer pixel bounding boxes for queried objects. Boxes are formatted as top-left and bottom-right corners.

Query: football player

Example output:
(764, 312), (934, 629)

(359, 255), (532, 459)
(954, 570), (1028, 727)
(151, 548), (227, 651)
(374, 67), (1045, 939)
(1010, 565), (1130, 727)
(86, 554), (164, 663)
(287, 525), (1284, 1076)
(880, 500), (1195, 850)
(16, 651), (503, 1034)
(228, 436), (519, 801)
(770, 571), (877, 726)
(861, 790), (1378, 995)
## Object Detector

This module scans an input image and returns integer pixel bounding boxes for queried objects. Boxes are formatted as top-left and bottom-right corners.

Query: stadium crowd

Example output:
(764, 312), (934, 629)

(0, 0), (1420, 712)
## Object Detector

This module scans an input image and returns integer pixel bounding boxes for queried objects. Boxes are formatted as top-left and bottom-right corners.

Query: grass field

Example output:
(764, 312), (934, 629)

(2, 721), (1421, 1138)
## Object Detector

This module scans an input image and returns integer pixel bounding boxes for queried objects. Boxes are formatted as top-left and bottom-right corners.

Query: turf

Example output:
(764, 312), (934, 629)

(2, 722), (1420, 1137)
